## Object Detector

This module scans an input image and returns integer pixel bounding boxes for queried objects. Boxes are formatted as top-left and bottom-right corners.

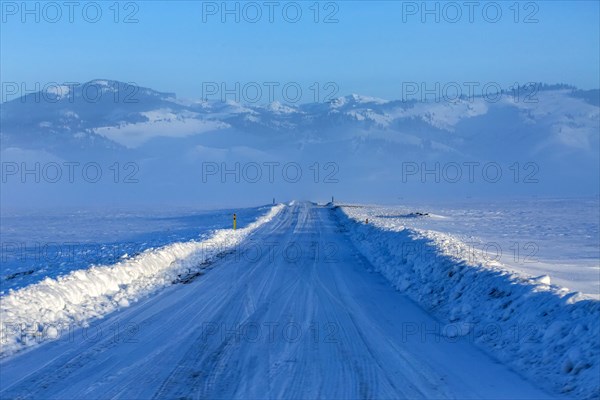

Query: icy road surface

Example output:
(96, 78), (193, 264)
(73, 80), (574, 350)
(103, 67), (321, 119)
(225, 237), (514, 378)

(0, 202), (552, 399)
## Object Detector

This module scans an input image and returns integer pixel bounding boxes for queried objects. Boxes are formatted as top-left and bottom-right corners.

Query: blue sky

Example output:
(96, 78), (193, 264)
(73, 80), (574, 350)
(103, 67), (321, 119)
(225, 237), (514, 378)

(1, 1), (599, 102)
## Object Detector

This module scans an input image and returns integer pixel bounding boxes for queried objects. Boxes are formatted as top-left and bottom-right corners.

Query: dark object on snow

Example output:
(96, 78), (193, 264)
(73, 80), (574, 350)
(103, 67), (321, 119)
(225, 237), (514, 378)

(375, 212), (430, 219)
(4, 269), (35, 281)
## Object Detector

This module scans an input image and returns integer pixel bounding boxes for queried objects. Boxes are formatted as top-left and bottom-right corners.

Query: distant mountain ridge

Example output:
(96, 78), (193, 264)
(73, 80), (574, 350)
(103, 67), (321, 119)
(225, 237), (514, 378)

(2, 79), (598, 154)
(1, 79), (598, 205)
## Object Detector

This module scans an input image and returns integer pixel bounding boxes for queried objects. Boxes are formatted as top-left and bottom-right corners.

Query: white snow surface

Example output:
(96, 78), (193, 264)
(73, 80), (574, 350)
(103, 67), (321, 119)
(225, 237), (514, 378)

(0, 202), (555, 399)
(94, 108), (228, 148)
(0, 204), (283, 357)
(344, 199), (600, 297)
(337, 203), (600, 399)
(44, 85), (71, 100)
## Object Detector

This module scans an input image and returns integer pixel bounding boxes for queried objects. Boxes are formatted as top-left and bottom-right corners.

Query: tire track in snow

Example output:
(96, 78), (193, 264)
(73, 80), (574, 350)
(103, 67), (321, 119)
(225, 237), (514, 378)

(1, 203), (554, 400)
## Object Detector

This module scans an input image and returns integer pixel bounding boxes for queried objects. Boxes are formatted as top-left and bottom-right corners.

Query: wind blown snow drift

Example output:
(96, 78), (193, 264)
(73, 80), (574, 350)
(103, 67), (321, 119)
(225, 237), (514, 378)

(336, 205), (600, 399)
(0, 204), (284, 357)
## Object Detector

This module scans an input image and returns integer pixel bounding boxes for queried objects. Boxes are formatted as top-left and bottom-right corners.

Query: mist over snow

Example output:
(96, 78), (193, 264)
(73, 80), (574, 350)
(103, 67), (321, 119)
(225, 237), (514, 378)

(1, 80), (598, 208)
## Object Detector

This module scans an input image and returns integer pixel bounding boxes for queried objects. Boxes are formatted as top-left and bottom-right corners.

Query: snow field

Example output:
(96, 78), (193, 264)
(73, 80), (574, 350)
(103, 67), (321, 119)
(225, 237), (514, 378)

(0, 204), (284, 357)
(337, 205), (600, 399)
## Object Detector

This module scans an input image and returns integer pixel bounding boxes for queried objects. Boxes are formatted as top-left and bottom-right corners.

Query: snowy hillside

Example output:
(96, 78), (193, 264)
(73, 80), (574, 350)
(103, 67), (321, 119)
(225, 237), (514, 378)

(2, 81), (598, 153)
(2, 81), (598, 206)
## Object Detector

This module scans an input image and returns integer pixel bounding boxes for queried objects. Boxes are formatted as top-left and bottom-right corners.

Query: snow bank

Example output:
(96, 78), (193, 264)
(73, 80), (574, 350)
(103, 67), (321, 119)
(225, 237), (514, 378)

(0, 205), (284, 357)
(336, 205), (600, 399)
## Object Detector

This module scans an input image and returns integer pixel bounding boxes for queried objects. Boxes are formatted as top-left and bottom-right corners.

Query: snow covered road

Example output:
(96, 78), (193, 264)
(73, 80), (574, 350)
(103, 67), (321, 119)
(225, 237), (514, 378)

(0, 202), (553, 399)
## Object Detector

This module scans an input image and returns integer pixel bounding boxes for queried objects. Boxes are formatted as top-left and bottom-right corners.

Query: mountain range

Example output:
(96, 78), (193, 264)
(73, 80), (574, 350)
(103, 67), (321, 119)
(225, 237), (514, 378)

(1, 79), (598, 206)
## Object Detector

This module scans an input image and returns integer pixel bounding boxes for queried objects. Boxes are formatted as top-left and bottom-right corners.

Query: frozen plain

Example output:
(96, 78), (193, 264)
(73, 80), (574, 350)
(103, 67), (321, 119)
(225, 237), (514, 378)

(0, 200), (598, 399)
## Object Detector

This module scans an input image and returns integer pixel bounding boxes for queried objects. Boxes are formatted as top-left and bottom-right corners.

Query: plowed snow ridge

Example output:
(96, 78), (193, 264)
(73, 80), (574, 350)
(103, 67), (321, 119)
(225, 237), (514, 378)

(0, 204), (284, 356)
(0, 202), (553, 399)
(338, 205), (600, 399)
